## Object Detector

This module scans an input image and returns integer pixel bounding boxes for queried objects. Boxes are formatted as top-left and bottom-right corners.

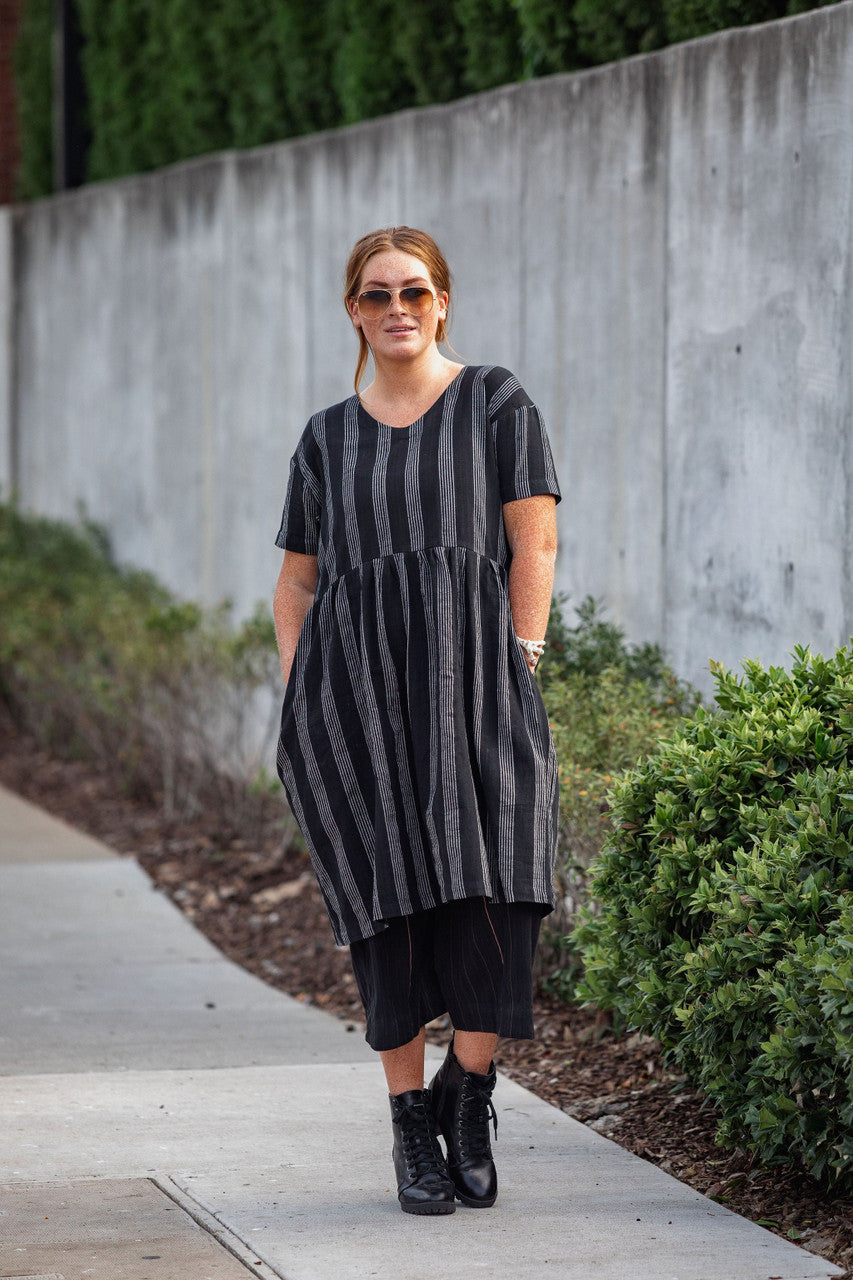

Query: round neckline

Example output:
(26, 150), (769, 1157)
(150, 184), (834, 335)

(355, 366), (466, 432)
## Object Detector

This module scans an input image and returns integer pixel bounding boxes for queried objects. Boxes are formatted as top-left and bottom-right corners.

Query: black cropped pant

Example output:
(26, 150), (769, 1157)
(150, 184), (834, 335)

(348, 897), (543, 1052)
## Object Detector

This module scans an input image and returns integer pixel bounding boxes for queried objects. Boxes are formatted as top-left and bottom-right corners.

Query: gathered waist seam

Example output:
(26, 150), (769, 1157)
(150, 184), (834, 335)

(316, 544), (508, 599)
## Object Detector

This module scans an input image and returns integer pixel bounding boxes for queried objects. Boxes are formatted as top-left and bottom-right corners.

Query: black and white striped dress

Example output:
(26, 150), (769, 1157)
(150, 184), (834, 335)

(275, 364), (562, 946)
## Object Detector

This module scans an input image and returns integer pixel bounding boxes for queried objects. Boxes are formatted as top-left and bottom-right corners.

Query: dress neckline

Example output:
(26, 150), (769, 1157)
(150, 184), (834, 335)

(355, 366), (466, 432)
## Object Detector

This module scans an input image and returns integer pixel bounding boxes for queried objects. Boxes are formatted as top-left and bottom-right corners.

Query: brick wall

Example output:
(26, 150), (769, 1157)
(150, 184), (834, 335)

(0, 0), (22, 204)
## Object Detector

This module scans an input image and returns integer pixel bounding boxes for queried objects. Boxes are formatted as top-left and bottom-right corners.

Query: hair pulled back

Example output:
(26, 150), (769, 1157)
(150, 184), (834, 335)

(344, 226), (453, 394)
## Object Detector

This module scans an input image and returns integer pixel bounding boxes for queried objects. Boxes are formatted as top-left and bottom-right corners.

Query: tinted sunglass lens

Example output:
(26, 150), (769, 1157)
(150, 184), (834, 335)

(400, 287), (434, 316)
(358, 289), (393, 318)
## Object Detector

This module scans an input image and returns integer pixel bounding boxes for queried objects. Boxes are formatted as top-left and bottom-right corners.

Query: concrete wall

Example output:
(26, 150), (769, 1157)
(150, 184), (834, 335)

(2, 2), (852, 694)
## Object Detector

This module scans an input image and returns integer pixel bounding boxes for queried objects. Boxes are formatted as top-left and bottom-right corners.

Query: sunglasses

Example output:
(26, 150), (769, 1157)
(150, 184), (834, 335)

(355, 285), (437, 321)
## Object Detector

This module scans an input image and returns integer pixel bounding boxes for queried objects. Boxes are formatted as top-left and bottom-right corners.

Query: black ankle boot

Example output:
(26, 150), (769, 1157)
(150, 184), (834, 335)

(428, 1039), (498, 1208)
(389, 1089), (456, 1215)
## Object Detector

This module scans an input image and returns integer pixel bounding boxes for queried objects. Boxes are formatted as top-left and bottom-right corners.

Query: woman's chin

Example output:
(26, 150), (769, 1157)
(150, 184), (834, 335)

(376, 341), (425, 363)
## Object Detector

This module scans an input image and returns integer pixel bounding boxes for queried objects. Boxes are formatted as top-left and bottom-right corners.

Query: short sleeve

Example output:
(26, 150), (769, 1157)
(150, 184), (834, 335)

(490, 376), (562, 506)
(274, 432), (322, 555)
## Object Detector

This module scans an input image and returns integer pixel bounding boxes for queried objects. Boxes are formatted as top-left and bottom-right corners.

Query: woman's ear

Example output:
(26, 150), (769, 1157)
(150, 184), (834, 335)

(347, 296), (361, 328)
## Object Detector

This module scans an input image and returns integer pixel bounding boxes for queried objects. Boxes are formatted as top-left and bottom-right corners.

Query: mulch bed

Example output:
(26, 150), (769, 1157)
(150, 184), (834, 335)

(1, 721), (851, 1274)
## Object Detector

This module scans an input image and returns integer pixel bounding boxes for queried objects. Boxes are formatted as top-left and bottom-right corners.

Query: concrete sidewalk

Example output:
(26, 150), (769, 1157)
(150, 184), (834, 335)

(0, 781), (843, 1280)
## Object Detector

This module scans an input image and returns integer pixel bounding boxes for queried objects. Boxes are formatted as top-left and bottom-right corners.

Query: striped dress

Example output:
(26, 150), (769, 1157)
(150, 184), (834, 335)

(275, 364), (562, 946)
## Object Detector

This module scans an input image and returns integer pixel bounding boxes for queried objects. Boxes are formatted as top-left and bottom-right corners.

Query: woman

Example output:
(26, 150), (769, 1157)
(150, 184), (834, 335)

(273, 226), (561, 1216)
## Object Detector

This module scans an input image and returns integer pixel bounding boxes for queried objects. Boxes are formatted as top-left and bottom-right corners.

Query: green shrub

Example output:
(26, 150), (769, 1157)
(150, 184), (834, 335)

(455, 0), (524, 93)
(537, 598), (697, 977)
(0, 502), (281, 829)
(663, 0), (821, 44)
(77, 0), (230, 181)
(206, 0), (303, 150)
(513, 0), (588, 79)
(572, 645), (853, 1187)
(393, 1), (466, 108)
(330, 0), (417, 125)
(540, 593), (696, 700)
(267, 0), (340, 135)
(573, 0), (668, 63)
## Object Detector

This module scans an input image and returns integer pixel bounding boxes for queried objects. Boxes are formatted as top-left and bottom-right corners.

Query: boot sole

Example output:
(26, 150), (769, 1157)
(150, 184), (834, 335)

(455, 1190), (497, 1208)
(399, 1199), (456, 1215)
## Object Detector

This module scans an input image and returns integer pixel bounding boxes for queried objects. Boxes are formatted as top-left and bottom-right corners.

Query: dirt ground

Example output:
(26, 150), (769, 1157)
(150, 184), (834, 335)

(1, 724), (851, 1275)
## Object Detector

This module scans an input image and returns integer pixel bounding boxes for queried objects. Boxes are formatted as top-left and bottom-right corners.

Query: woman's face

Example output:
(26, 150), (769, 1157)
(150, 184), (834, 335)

(348, 249), (448, 367)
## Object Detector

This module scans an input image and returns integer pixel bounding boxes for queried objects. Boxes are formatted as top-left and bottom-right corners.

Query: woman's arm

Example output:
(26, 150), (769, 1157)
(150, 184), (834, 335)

(273, 550), (320, 686)
(502, 495), (558, 670)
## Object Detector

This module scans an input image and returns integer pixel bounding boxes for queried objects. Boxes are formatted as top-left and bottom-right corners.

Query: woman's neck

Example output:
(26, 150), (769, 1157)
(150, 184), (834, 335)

(358, 350), (465, 429)
(367, 348), (456, 402)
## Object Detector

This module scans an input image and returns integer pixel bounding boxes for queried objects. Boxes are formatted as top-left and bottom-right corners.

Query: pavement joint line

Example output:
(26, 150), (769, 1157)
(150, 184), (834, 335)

(151, 1173), (288, 1280)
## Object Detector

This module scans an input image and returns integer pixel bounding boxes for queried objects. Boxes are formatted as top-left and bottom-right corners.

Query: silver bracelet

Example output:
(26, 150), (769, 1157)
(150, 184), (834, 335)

(516, 635), (546, 665)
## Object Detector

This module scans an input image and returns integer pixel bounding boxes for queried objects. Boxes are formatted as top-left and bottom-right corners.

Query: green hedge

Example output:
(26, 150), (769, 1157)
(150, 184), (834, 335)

(0, 502), (281, 827)
(13, 0), (843, 199)
(573, 646), (853, 1188)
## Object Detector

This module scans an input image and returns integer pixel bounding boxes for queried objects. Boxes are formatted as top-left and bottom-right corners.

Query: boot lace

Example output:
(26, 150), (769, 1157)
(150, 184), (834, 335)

(457, 1077), (498, 1160)
(397, 1095), (445, 1178)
